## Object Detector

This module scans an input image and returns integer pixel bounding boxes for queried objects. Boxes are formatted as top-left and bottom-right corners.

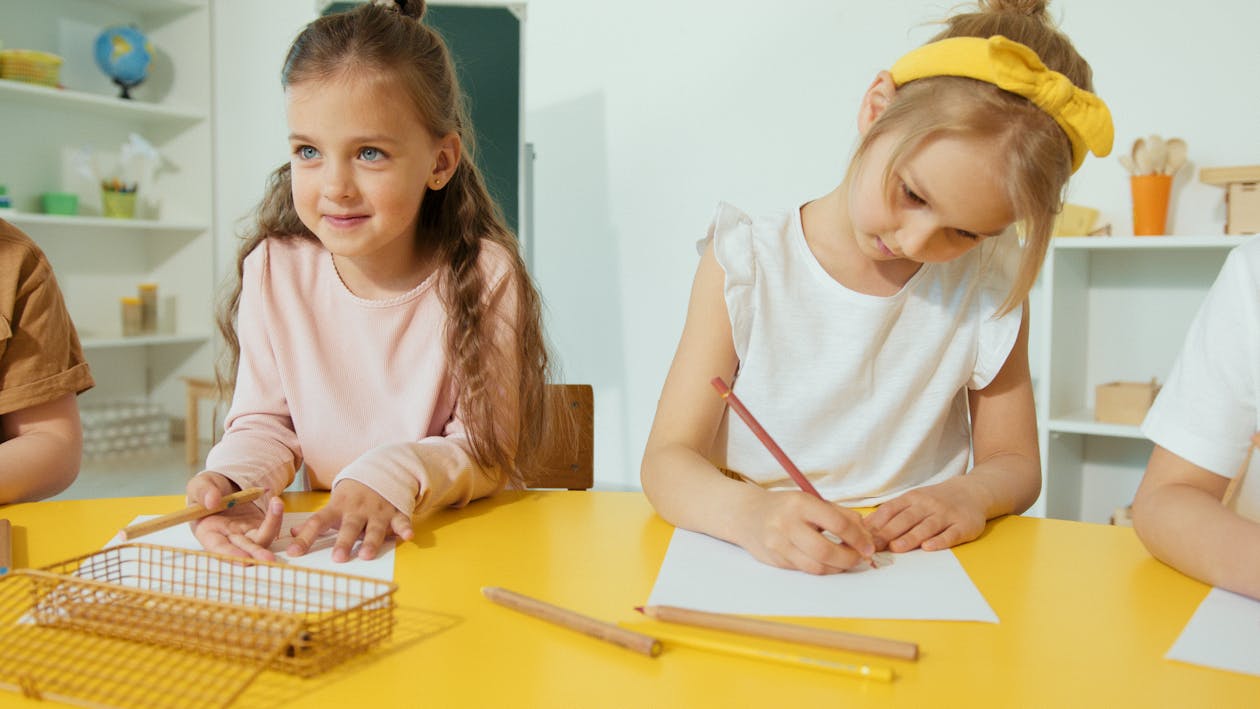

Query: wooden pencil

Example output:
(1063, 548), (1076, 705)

(120, 487), (267, 541)
(623, 621), (895, 682)
(0, 518), (10, 575)
(637, 604), (918, 661)
(482, 586), (662, 657)
(711, 377), (824, 500)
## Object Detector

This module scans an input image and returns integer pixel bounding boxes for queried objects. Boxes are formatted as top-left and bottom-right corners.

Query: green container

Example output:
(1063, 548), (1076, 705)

(41, 191), (78, 215)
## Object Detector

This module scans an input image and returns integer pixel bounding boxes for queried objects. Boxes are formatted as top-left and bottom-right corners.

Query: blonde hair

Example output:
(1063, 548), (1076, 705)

(858, 0), (1093, 315)
(217, 0), (556, 487)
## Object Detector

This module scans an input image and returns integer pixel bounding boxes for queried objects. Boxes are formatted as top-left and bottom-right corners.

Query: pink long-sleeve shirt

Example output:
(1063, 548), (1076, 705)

(204, 236), (516, 516)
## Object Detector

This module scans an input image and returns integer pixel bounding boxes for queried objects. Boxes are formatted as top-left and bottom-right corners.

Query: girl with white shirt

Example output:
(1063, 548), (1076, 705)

(642, 0), (1113, 574)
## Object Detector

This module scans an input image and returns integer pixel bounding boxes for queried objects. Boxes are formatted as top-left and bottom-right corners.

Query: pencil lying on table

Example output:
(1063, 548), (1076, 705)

(119, 487), (267, 541)
(620, 620), (895, 682)
(636, 604), (918, 660)
(482, 586), (662, 657)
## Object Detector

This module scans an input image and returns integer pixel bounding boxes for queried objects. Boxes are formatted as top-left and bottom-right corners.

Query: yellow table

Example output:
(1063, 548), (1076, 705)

(1, 491), (1255, 707)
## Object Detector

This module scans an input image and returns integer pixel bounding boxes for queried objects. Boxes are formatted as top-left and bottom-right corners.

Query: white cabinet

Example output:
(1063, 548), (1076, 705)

(1029, 235), (1250, 522)
(0, 0), (215, 446)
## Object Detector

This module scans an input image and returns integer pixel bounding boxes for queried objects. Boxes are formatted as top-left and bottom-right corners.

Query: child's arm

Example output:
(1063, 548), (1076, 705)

(865, 303), (1040, 552)
(0, 393), (83, 502)
(1133, 445), (1260, 599)
(641, 242), (873, 574)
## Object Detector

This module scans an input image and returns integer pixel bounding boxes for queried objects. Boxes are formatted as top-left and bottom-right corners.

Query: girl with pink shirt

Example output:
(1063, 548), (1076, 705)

(187, 0), (554, 563)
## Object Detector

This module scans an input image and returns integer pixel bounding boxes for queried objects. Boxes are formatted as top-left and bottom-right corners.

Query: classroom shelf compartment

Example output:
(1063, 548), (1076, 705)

(1032, 233), (1256, 522)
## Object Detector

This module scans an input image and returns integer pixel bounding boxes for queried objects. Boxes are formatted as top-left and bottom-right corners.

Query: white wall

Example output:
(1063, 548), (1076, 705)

(213, 1), (1260, 491)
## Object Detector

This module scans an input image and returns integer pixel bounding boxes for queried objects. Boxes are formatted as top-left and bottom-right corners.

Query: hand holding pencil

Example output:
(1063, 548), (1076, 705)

(712, 377), (875, 573)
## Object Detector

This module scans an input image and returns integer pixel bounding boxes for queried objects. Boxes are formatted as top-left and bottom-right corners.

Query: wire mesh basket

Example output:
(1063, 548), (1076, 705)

(0, 543), (398, 708)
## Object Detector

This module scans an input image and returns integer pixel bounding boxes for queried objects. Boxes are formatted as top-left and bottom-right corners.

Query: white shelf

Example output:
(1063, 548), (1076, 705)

(1052, 235), (1243, 249)
(1, 211), (207, 234)
(81, 332), (212, 350)
(1047, 411), (1146, 439)
(101, 0), (206, 11)
(0, 80), (204, 124)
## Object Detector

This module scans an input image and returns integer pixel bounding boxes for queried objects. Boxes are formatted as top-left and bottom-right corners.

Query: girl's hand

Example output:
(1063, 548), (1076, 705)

(734, 490), (875, 575)
(863, 478), (991, 553)
(286, 479), (414, 562)
(186, 472), (284, 561)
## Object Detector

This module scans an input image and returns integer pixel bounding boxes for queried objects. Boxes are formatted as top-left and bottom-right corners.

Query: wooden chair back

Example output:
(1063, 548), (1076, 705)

(525, 384), (594, 490)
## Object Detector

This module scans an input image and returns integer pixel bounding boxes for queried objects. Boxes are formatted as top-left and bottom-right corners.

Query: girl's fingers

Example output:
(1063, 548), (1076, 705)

(227, 531), (277, 562)
(921, 524), (965, 551)
(331, 518), (366, 563)
(246, 497), (285, 548)
(390, 514), (414, 542)
(888, 515), (948, 553)
(287, 513), (335, 557)
(357, 518), (391, 560)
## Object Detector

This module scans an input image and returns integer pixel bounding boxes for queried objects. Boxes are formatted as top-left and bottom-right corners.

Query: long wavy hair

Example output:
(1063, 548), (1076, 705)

(217, 0), (555, 487)
(856, 0), (1096, 315)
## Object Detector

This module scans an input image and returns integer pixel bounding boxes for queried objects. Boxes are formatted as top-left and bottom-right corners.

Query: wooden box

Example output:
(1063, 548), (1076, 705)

(1095, 380), (1161, 426)
(1200, 165), (1260, 235)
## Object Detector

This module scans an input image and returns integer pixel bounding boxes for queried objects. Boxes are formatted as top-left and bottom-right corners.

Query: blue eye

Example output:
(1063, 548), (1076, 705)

(296, 145), (319, 160)
(360, 147), (383, 161)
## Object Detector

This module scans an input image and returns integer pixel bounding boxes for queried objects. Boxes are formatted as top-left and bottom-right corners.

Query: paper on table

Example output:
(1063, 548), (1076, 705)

(647, 528), (997, 622)
(1167, 588), (1260, 677)
(108, 512), (395, 582)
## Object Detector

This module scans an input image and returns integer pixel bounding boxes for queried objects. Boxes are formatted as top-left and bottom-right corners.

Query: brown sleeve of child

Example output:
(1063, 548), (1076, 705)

(0, 222), (94, 414)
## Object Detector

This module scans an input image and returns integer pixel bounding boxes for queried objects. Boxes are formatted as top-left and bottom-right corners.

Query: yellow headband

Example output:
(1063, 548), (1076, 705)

(889, 35), (1113, 172)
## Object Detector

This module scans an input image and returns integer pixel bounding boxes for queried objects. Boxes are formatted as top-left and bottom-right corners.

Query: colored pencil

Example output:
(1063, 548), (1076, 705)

(0, 519), (10, 575)
(637, 604), (918, 661)
(711, 376), (823, 499)
(119, 487), (267, 541)
(622, 621), (894, 682)
(482, 586), (662, 657)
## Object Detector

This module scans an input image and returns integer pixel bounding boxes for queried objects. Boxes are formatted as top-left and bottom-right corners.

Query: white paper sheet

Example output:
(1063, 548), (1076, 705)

(1167, 588), (1260, 677)
(109, 512), (396, 582)
(647, 528), (998, 622)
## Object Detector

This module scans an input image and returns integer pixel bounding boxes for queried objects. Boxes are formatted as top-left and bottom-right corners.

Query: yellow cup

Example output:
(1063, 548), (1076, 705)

(102, 189), (137, 219)
(1130, 174), (1172, 236)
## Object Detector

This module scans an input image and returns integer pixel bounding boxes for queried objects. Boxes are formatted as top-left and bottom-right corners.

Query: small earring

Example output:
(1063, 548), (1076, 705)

(432, 177), (443, 187)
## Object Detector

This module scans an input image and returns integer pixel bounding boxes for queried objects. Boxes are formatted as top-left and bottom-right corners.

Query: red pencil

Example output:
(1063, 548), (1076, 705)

(711, 377), (824, 500)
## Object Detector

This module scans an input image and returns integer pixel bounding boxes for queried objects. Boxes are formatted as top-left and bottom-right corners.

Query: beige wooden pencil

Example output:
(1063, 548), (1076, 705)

(119, 487), (267, 541)
(637, 604), (918, 661)
(482, 586), (662, 657)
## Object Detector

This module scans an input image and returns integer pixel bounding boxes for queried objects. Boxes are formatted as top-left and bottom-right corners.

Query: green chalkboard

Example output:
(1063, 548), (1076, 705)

(321, 3), (522, 233)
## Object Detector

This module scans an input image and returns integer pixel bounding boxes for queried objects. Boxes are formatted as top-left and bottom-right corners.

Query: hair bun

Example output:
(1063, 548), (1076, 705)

(980, 0), (1049, 19)
(396, 0), (426, 20)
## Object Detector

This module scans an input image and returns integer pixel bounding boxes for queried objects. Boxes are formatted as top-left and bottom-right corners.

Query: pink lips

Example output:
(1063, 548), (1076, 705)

(874, 236), (897, 257)
(324, 214), (368, 228)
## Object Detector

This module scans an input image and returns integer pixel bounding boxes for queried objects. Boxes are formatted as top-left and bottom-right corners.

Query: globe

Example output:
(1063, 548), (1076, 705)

(94, 25), (152, 100)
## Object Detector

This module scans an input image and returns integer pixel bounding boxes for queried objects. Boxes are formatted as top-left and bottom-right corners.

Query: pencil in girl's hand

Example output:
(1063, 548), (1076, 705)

(711, 377), (824, 499)
(635, 604), (918, 661)
(119, 487), (268, 541)
(482, 586), (662, 657)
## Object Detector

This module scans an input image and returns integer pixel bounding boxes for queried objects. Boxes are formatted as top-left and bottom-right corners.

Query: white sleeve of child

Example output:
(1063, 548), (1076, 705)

(1143, 244), (1260, 477)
